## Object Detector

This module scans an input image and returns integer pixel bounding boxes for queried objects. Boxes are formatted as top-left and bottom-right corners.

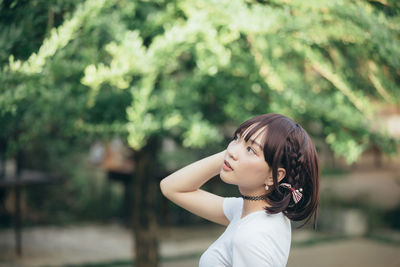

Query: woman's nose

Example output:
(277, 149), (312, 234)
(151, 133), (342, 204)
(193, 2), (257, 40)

(227, 143), (239, 160)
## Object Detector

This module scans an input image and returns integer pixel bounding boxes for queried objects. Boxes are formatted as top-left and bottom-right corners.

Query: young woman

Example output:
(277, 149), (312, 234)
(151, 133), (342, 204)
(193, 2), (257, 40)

(160, 113), (320, 266)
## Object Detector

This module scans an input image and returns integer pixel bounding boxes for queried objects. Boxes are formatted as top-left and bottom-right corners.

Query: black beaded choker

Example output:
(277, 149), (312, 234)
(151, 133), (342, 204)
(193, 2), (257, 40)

(240, 193), (269, 201)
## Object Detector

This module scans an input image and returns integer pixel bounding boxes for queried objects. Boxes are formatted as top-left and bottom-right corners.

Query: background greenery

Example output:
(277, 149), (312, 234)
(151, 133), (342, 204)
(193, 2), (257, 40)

(0, 0), (399, 264)
(1, 0), (399, 225)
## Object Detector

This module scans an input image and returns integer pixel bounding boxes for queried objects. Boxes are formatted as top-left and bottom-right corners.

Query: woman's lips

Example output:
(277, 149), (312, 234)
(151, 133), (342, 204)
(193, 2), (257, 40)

(223, 160), (233, 171)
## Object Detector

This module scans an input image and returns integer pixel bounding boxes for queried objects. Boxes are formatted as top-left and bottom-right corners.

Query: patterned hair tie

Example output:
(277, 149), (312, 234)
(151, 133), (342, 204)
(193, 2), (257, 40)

(280, 183), (303, 203)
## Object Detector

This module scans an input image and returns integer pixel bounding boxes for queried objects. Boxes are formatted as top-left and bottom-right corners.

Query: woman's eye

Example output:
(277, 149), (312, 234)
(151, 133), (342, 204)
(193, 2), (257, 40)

(247, 146), (256, 154)
(232, 135), (239, 141)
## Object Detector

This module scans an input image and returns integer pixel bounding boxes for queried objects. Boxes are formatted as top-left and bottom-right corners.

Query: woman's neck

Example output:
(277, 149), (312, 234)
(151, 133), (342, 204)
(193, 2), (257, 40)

(239, 187), (270, 218)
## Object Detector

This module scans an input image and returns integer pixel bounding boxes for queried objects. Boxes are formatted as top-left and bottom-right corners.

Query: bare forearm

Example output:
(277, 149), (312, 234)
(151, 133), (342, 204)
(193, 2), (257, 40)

(160, 150), (225, 196)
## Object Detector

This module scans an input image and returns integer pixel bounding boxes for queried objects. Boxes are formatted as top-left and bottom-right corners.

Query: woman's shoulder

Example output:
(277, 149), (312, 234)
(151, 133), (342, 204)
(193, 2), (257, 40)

(223, 197), (243, 221)
(238, 212), (291, 239)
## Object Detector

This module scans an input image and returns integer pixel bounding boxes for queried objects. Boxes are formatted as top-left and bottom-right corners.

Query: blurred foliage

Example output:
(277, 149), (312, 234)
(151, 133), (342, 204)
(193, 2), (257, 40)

(23, 151), (123, 225)
(0, 0), (399, 230)
(0, 150), (123, 227)
(1, 0), (399, 168)
(317, 193), (400, 236)
(384, 205), (400, 230)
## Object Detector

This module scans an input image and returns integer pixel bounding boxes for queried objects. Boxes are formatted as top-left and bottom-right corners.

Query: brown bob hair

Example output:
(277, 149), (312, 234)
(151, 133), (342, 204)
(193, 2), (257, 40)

(234, 113), (320, 229)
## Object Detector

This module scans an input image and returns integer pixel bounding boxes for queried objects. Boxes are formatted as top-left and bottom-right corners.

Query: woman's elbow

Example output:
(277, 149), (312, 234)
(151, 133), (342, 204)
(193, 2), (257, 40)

(159, 178), (171, 198)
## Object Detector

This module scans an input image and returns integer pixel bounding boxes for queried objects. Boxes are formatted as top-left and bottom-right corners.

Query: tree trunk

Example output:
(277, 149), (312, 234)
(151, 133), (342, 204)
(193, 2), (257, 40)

(131, 137), (160, 267)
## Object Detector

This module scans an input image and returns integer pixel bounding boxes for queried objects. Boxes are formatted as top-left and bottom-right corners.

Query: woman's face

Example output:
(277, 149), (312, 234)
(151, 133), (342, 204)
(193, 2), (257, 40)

(220, 126), (272, 195)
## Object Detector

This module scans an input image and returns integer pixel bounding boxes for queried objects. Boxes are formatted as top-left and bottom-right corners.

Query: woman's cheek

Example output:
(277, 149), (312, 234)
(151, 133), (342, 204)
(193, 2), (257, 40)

(246, 161), (269, 181)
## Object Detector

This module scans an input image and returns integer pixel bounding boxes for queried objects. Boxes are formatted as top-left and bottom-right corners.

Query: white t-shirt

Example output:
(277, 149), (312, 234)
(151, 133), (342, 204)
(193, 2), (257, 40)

(199, 197), (291, 267)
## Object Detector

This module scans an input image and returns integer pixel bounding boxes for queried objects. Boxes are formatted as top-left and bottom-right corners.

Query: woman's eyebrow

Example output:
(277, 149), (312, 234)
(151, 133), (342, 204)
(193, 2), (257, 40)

(249, 139), (263, 150)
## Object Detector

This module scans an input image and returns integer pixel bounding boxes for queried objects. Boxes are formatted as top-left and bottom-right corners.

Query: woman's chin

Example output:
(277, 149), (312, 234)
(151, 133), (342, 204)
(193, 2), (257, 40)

(219, 172), (235, 185)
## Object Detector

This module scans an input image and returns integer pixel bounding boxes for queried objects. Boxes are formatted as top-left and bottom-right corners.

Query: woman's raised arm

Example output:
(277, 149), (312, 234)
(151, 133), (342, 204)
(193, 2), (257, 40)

(160, 150), (229, 226)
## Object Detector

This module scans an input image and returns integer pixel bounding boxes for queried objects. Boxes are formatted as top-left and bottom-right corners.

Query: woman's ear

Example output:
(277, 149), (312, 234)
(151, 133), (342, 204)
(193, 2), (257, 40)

(277, 168), (286, 183)
(265, 168), (286, 186)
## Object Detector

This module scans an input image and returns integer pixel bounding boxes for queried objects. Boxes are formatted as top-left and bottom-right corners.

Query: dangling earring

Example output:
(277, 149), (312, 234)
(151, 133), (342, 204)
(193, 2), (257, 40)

(265, 185), (269, 191)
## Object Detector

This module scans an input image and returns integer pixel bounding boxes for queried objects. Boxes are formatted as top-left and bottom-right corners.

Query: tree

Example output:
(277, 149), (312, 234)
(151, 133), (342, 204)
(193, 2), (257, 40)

(1, 0), (399, 266)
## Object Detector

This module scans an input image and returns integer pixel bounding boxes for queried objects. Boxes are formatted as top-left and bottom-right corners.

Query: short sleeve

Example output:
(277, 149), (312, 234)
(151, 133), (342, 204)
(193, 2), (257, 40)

(223, 197), (243, 222)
